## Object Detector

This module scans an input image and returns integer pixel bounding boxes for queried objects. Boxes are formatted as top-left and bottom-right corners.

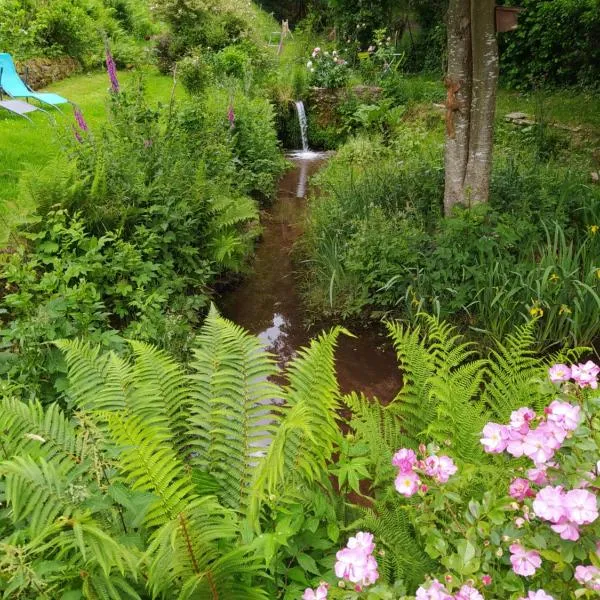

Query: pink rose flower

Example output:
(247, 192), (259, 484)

(548, 363), (571, 383)
(334, 533), (379, 587)
(546, 400), (581, 432)
(303, 583), (329, 599)
(527, 466), (548, 485)
(564, 489), (598, 525)
(415, 579), (453, 600)
(509, 477), (535, 501)
(435, 455), (458, 483)
(571, 360), (600, 389)
(518, 591), (555, 600)
(509, 543), (542, 577)
(392, 448), (417, 472)
(550, 518), (580, 541)
(455, 584), (484, 600)
(395, 470), (420, 497)
(422, 455), (457, 483)
(481, 422), (509, 453)
(521, 428), (557, 465)
(481, 575), (492, 586)
(347, 531), (375, 555)
(533, 486), (566, 523)
(575, 565), (600, 591)
(510, 407), (536, 433)
(506, 428), (528, 458)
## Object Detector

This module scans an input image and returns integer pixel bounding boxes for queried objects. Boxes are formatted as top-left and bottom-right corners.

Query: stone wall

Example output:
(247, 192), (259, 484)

(307, 85), (382, 129)
(14, 57), (81, 90)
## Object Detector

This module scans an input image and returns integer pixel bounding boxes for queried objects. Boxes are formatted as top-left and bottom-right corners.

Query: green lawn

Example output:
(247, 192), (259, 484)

(0, 69), (179, 244)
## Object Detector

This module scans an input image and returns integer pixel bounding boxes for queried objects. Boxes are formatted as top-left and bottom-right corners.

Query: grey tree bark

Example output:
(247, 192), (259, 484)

(443, 0), (499, 216)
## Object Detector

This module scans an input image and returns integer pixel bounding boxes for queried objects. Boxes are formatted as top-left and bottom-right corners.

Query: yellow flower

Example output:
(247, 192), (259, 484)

(596, 269), (600, 280)
(549, 273), (560, 283)
(529, 306), (544, 318)
(559, 304), (572, 315)
(589, 224), (599, 235)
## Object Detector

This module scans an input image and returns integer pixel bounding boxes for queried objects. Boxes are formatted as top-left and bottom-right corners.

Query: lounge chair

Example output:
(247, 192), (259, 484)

(0, 53), (69, 110)
(0, 98), (39, 122)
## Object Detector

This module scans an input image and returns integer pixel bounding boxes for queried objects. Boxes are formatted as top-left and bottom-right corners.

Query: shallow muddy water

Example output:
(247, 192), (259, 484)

(219, 154), (402, 403)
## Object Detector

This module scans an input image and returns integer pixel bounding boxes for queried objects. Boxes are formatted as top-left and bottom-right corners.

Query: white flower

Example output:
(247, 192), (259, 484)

(307, 61), (313, 68)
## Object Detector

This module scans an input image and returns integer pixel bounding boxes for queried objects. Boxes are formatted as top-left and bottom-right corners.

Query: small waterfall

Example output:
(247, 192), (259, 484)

(294, 100), (309, 153)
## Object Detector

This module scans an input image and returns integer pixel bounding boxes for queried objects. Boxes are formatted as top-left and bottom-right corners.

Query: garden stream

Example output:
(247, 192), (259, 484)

(219, 153), (402, 403)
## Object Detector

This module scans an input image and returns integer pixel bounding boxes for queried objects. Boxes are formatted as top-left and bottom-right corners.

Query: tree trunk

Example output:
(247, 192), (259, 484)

(443, 0), (498, 216)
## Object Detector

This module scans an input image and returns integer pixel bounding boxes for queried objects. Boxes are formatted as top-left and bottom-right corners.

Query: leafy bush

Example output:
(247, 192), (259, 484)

(187, 87), (286, 200)
(307, 47), (350, 89)
(500, 0), (600, 88)
(302, 132), (600, 348)
(2, 311), (597, 599)
(1, 78), (271, 398)
(0, 0), (153, 63)
(177, 50), (214, 95)
(214, 44), (252, 80)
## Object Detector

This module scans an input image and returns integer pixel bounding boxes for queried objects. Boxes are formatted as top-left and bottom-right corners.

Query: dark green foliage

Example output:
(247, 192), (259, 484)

(0, 309), (351, 598)
(302, 131), (600, 347)
(0, 78), (285, 400)
(500, 0), (600, 88)
(176, 50), (214, 94)
(0, 0), (154, 64)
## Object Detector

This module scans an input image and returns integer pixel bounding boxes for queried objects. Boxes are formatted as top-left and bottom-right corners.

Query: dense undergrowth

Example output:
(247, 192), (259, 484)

(1, 2), (600, 599)
(300, 81), (600, 350)
(0, 7), (285, 400)
(1, 310), (598, 599)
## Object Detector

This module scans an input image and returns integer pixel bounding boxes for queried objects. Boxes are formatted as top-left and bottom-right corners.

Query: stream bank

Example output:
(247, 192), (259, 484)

(219, 154), (402, 403)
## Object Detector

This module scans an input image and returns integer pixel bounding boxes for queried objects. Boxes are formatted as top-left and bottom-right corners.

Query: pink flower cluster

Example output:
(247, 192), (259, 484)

(480, 401), (580, 466)
(517, 591), (554, 600)
(334, 532), (379, 589)
(392, 447), (457, 497)
(532, 486), (598, 541)
(509, 543), (542, 577)
(302, 583), (328, 600)
(575, 565), (600, 591)
(416, 580), (484, 600)
(549, 361), (599, 389)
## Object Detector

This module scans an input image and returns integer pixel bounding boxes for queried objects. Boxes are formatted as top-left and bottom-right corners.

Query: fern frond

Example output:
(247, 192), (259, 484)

(355, 497), (434, 587)
(56, 339), (130, 414)
(249, 327), (346, 525)
(107, 413), (197, 527)
(128, 340), (194, 457)
(188, 305), (280, 512)
(484, 320), (550, 418)
(1, 456), (84, 533)
(0, 398), (82, 468)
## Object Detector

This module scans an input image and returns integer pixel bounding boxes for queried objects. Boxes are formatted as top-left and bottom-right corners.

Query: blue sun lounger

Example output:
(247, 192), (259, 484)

(0, 98), (39, 121)
(0, 53), (69, 110)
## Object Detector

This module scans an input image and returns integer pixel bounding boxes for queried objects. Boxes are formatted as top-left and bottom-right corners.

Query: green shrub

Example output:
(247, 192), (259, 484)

(32, 0), (99, 60)
(500, 0), (600, 88)
(214, 44), (251, 80)
(188, 87), (286, 200)
(1, 79), (272, 397)
(308, 48), (350, 89)
(177, 50), (214, 95)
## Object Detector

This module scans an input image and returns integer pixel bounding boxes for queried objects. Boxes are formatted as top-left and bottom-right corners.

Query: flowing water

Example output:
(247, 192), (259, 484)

(219, 154), (402, 403)
(294, 101), (310, 153)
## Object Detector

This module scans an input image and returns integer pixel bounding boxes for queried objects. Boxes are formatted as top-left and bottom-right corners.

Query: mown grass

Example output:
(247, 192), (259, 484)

(0, 69), (181, 244)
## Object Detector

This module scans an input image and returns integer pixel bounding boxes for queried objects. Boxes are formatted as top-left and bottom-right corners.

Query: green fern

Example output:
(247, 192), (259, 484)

(188, 305), (280, 512)
(249, 326), (346, 526)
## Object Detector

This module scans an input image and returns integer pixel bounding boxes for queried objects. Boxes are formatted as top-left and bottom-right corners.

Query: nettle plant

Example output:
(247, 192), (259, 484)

(303, 351), (600, 600)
